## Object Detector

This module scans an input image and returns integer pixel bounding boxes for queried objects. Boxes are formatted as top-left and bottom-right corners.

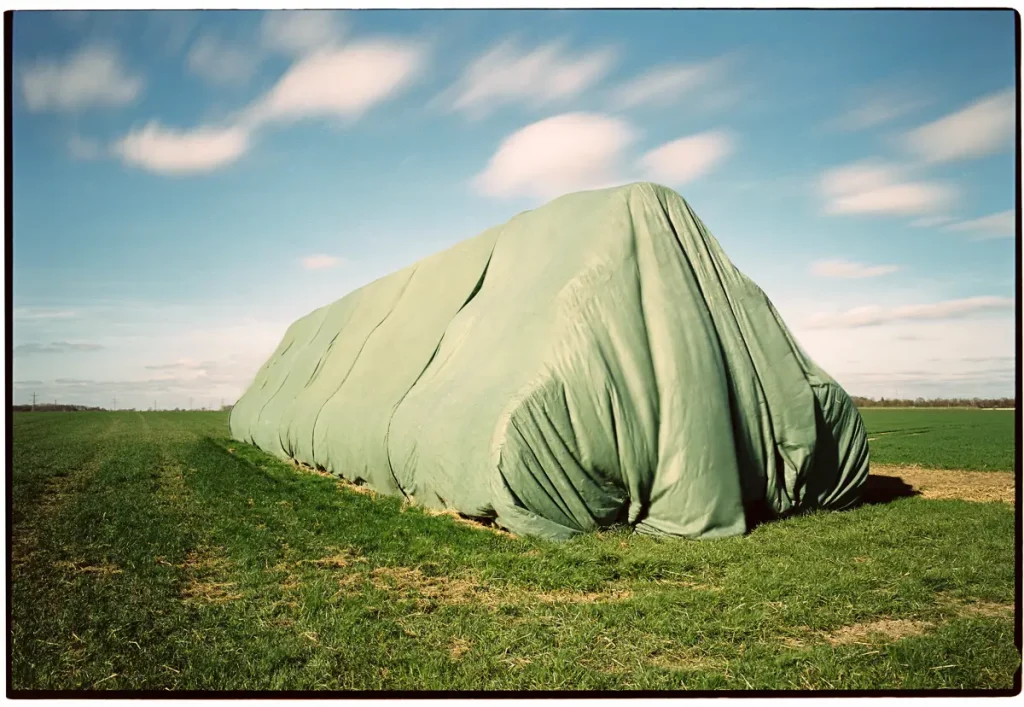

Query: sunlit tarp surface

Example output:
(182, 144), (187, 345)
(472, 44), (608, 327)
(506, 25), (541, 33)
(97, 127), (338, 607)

(231, 183), (870, 540)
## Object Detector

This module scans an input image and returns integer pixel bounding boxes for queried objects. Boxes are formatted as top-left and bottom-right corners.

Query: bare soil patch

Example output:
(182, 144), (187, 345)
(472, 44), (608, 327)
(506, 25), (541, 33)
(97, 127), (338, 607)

(417, 507), (516, 537)
(54, 560), (123, 576)
(869, 465), (1014, 505)
(449, 638), (472, 661)
(180, 547), (240, 604)
(823, 618), (933, 646)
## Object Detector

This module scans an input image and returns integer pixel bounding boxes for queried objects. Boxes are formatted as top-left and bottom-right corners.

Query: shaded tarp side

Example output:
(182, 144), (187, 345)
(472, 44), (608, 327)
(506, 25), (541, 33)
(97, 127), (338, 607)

(230, 182), (870, 540)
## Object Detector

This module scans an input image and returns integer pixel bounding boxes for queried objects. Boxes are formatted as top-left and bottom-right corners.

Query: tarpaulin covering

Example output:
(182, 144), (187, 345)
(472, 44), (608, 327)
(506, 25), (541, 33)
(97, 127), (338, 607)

(230, 183), (870, 540)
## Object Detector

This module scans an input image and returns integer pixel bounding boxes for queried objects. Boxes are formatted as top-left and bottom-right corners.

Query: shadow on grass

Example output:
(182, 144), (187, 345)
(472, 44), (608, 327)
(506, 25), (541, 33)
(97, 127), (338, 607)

(859, 474), (920, 505)
(742, 473), (921, 534)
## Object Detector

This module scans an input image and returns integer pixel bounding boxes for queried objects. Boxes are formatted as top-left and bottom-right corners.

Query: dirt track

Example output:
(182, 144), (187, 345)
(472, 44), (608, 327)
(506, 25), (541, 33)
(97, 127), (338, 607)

(869, 465), (1015, 505)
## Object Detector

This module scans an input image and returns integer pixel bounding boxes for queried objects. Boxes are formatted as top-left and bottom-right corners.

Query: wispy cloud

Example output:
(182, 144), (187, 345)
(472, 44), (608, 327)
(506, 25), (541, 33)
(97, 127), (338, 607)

(68, 134), (104, 160)
(14, 308), (77, 320)
(114, 122), (250, 175)
(829, 88), (927, 132)
(116, 31), (426, 175)
(261, 10), (346, 57)
(819, 160), (955, 216)
(21, 45), (143, 112)
(610, 55), (731, 109)
(904, 88), (1015, 164)
(910, 215), (954, 228)
(144, 358), (206, 371)
(945, 210), (1015, 240)
(806, 295), (1013, 329)
(244, 39), (427, 126)
(15, 341), (104, 355)
(447, 39), (616, 118)
(638, 130), (734, 186)
(474, 112), (634, 199)
(810, 259), (900, 279)
(186, 34), (259, 86)
(301, 254), (344, 270)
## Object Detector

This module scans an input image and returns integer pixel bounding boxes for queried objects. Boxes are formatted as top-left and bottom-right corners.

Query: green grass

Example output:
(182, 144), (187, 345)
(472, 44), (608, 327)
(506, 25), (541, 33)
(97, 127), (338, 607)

(859, 408), (1016, 471)
(10, 411), (1019, 692)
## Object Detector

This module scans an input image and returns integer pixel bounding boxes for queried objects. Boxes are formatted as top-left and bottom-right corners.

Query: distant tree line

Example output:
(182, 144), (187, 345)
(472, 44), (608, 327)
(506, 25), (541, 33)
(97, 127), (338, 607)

(14, 403), (236, 413)
(851, 396), (1015, 409)
(12, 399), (1013, 414)
(12, 403), (106, 413)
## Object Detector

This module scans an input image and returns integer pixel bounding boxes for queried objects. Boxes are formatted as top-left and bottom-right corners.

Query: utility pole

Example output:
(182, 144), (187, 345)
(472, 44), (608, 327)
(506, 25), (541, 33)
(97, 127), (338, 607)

(31, 392), (36, 411)
(113, 396), (117, 410)
(189, 396), (193, 410)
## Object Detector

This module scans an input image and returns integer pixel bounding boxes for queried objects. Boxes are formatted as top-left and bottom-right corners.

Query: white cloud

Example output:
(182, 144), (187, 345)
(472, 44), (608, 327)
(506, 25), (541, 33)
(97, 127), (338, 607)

(68, 134), (104, 160)
(610, 57), (729, 109)
(301, 254), (343, 270)
(806, 295), (1013, 329)
(21, 45), (143, 112)
(638, 130), (734, 186)
(904, 88), (1015, 164)
(114, 122), (249, 175)
(261, 10), (345, 56)
(186, 35), (258, 86)
(819, 160), (955, 216)
(474, 112), (634, 200)
(945, 210), (1015, 240)
(449, 39), (615, 117)
(245, 40), (426, 126)
(810, 259), (900, 279)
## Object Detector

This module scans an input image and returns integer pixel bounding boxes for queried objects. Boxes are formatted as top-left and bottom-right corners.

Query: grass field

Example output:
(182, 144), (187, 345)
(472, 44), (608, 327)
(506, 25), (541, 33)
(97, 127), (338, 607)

(860, 409), (1015, 471)
(9, 409), (1019, 693)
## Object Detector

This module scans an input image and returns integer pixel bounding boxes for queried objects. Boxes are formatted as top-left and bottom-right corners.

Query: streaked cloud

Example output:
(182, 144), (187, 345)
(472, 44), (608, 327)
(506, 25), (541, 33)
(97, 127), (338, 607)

(145, 358), (206, 371)
(474, 112), (634, 199)
(114, 122), (250, 175)
(830, 89), (927, 131)
(21, 45), (143, 112)
(810, 259), (900, 279)
(945, 210), (1015, 239)
(68, 134), (104, 160)
(14, 308), (77, 320)
(819, 160), (955, 216)
(910, 215), (954, 228)
(448, 39), (616, 118)
(261, 10), (345, 56)
(301, 254), (344, 270)
(245, 40), (426, 125)
(610, 56), (731, 109)
(186, 34), (259, 86)
(15, 341), (104, 355)
(638, 130), (734, 186)
(806, 295), (1013, 329)
(904, 88), (1014, 164)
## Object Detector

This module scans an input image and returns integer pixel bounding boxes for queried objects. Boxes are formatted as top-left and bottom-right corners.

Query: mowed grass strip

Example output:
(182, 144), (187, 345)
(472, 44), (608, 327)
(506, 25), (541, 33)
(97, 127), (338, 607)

(859, 408), (1015, 472)
(10, 411), (1019, 692)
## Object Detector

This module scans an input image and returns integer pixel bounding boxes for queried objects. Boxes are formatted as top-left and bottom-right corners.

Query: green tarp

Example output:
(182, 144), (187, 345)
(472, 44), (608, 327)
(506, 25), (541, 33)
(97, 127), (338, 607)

(230, 183), (870, 540)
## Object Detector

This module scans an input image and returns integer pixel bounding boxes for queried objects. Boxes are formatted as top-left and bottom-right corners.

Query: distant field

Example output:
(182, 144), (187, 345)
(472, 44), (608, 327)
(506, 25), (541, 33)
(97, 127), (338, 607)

(9, 411), (1018, 692)
(859, 408), (1015, 472)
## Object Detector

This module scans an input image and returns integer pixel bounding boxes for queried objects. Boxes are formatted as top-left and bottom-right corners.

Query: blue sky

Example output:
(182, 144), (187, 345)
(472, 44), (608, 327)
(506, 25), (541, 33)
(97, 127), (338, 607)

(12, 9), (1017, 409)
